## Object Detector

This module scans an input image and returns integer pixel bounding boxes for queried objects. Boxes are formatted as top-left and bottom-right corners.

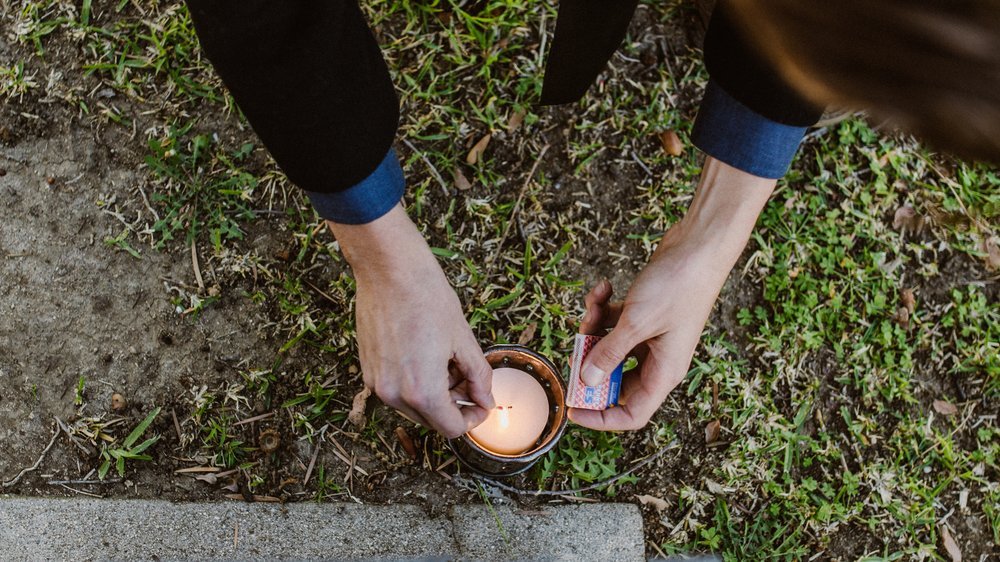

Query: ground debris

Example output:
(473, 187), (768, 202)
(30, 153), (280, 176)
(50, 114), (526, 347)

(348, 387), (373, 429)
(636, 494), (668, 511)
(933, 399), (959, 416)
(940, 526), (962, 562)
(395, 426), (418, 460)
(704, 419), (721, 444)
(657, 130), (684, 156)
(466, 133), (491, 165)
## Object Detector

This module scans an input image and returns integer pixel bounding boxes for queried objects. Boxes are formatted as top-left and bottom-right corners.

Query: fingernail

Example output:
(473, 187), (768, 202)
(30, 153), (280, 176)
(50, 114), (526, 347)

(581, 365), (606, 386)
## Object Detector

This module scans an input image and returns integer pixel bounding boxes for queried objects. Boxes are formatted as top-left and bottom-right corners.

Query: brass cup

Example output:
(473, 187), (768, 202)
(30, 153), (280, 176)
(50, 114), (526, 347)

(448, 344), (568, 477)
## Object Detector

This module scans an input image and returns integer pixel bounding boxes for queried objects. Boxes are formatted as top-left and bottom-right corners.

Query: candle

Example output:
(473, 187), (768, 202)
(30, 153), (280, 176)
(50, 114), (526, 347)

(468, 367), (550, 455)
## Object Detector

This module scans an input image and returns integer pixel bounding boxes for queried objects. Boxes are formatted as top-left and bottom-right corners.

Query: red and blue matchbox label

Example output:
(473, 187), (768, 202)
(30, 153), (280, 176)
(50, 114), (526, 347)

(566, 333), (623, 410)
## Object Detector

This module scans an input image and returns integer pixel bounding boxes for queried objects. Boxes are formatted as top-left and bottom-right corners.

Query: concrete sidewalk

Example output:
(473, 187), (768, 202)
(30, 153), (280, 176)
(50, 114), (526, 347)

(0, 497), (644, 561)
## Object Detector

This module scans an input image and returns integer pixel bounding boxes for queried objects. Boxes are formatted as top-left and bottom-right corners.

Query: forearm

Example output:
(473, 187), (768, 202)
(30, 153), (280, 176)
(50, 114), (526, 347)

(663, 157), (775, 275)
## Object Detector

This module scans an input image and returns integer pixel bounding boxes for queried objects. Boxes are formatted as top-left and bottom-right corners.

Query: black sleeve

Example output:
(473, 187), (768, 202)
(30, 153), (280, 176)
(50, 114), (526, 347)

(702, 0), (823, 127)
(184, 0), (399, 194)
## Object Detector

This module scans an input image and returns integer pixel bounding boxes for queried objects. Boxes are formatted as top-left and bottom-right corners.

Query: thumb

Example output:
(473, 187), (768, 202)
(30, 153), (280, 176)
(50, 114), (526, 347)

(581, 325), (638, 386)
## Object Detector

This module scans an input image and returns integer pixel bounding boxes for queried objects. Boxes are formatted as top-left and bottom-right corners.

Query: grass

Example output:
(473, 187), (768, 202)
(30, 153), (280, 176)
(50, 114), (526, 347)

(3, 0), (997, 558)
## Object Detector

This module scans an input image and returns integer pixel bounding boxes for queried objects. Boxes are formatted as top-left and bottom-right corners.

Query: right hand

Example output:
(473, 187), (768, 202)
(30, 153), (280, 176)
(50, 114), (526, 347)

(327, 204), (495, 437)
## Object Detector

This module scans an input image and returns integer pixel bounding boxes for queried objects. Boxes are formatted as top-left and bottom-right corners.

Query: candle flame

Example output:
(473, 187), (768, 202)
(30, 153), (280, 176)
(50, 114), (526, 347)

(497, 406), (510, 430)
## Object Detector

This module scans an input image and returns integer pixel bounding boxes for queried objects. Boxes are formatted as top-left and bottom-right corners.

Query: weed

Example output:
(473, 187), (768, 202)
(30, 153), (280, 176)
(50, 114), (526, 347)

(98, 407), (161, 479)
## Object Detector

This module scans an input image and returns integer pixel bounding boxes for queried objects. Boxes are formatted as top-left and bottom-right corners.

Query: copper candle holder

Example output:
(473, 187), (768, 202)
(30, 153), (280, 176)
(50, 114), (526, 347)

(448, 344), (568, 477)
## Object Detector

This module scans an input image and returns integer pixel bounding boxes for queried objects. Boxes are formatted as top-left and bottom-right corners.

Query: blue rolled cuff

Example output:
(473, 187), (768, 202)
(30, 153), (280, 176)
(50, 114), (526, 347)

(305, 148), (405, 224)
(691, 80), (807, 179)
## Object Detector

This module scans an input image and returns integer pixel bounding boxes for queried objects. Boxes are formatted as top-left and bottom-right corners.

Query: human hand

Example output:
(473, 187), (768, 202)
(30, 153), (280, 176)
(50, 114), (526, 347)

(327, 204), (495, 437)
(569, 157), (777, 430)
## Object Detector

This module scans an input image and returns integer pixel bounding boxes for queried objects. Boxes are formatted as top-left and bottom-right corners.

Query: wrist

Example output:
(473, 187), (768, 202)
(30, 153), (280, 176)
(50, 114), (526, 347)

(326, 204), (437, 282)
(663, 157), (775, 266)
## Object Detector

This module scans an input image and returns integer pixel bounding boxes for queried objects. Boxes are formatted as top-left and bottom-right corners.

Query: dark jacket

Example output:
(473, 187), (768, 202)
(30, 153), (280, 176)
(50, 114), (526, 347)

(184, 0), (821, 196)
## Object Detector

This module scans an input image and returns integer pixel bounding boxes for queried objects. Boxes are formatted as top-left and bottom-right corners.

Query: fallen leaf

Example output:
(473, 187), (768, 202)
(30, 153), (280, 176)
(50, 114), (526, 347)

(395, 426), (418, 459)
(466, 133), (491, 165)
(507, 109), (526, 133)
(893, 205), (924, 232)
(705, 419), (721, 444)
(658, 130), (684, 157)
(348, 386), (372, 429)
(901, 288), (916, 314)
(933, 399), (958, 416)
(940, 526), (962, 562)
(517, 322), (537, 346)
(980, 237), (1000, 272)
(636, 494), (669, 511)
(453, 167), (472, 191)
(705, 479), (726, 495)
(194, 473), (219, 485)
(893, 306), (910, 329)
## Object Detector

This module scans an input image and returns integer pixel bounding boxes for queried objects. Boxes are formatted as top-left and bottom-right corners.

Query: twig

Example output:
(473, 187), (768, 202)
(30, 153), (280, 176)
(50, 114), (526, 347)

(171, 409), (183, 441)
(2, 420), (60, 487)
(191, 239), (205, 292)
(58, 484), (103, 498)
(402, 139), (450, 196)
(232, 411), (276, 426)
(303, 428), (325, 486)
(471, 438), (678, 497)
(487, 144), (550, 269)
(48, 478), (122, 486)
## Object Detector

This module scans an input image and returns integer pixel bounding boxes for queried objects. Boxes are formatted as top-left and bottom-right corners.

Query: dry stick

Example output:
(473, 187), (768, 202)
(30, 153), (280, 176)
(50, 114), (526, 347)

(402, 139), (450, 196)
(191, 240), (205, 292)
(233, 411), (276, 427)
(47, 478), (122, 486)
(2, 420), (60, 487)
(472, 438), (678, 497)
(485, 144), (550, 272)
(303, 428), (325, 486)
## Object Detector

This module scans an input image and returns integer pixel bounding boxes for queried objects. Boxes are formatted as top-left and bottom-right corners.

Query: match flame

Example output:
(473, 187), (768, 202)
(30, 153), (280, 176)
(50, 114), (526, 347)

(497, 406), (510, 430)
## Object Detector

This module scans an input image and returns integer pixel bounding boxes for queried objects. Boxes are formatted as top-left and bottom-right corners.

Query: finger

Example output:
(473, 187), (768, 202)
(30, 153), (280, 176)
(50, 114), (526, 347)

(571, 338), (692, 431)
(580, 280), (614, 335)
(415, 392), (480, 438)
(580, 320), (642, 386)
(453, 340), (496, 410)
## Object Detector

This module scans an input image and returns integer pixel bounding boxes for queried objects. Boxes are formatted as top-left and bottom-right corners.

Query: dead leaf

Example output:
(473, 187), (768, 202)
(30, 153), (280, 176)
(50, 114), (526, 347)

(940, 526), (962, 562)
(658, 130), (684, 157)
(636, 494), (669, 512)
(453, 168), (472, 191)
(893, 306), (910, 329)
(507, 109), (526, 133)
(980, 237), (1000, 272)
(901, 288), (916, 314)
(466, 134), (491, 165)
(348, 386), (372, 429)
(517, 322), (537, 346)
(705, 419), (721, 444)
(705, 479), (726, 495)
(194, 473), (219, 485)
(893, 205), (924, 232)
(395, 426), (418, 459)
(933, 399), (958, 416)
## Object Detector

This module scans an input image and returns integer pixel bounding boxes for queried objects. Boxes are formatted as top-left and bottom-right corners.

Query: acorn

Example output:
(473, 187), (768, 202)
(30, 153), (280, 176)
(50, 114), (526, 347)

(258, 429), (281, 454)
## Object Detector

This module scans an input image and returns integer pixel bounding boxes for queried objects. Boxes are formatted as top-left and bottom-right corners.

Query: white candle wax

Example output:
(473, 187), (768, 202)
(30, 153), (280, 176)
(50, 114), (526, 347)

(468, 367), (550, 455)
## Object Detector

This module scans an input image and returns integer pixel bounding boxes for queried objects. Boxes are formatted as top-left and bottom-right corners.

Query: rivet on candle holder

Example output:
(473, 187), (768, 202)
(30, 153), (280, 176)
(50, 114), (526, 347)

(448, 344), (568, 477)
